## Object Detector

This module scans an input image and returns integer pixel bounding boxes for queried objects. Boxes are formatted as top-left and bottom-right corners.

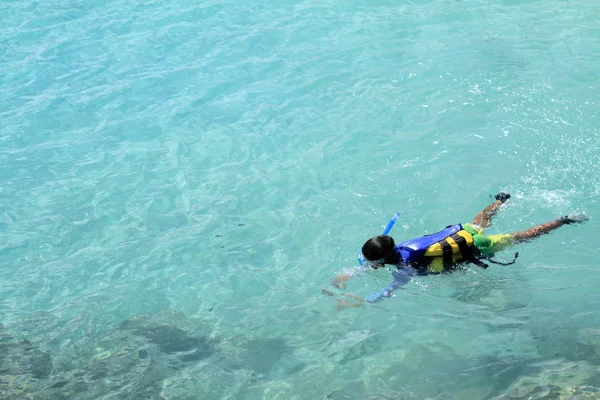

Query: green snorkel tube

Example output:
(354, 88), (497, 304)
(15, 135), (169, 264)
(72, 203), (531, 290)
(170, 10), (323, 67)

(358, 212), (401, 265)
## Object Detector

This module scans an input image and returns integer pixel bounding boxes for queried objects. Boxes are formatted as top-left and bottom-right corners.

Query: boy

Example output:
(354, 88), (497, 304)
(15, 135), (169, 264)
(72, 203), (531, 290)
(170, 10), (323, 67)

(333, 193), (588, 302)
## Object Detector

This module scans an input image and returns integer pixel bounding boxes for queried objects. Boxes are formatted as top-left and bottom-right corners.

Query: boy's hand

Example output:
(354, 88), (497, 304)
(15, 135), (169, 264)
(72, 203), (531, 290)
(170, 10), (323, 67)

(494, 192), (511, 203)
(331, 273), (351, 289)
(335, 293), (364, 310)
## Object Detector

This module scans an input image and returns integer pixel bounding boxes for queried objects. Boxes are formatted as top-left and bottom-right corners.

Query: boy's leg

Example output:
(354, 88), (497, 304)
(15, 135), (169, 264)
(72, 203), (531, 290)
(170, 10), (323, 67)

(472, 192), (511, 228)
(511, 215), (588, 242)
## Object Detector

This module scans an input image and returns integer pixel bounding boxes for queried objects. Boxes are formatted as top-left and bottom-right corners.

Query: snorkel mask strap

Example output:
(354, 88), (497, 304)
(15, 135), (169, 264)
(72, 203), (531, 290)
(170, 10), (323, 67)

(358, 212), (401, 265)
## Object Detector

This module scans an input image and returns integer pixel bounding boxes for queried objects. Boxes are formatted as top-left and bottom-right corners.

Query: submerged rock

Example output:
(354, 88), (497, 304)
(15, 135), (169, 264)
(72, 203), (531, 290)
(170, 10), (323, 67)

(0, 339), (52, 379)
(0, 325), (54, 399)
(159, 334), (296, 399)
(0, 312), (219, 399)
(496, 384), (600, 400)
(498, 384), (562, 400)
(576, 329), (600, 361)
(563, 386), (600, 399)
(0, 312), (295, 400)
(119, 314), (217, 362)
(217, 334), (290, 374)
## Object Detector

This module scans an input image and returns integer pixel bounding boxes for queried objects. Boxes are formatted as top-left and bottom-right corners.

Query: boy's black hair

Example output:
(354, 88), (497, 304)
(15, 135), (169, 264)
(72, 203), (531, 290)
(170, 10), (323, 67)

(361, 235), (400, 264)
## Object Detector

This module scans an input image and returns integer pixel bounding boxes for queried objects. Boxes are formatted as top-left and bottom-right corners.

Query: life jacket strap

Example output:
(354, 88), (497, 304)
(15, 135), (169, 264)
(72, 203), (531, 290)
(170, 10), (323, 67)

(440, 240), (453, 264)
(435, 232), (470, 266)
(465, 251), (520, 269)
(465, 252), (489, 269)
(452, 233), (469, 254)
(485, 252), (519, 266)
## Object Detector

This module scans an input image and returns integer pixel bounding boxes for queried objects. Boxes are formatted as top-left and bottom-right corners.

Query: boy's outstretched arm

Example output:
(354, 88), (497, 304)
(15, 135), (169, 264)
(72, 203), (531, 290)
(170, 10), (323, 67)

(365, 268), (416, 303)
(331, 266), (369, 289)
(331, 273), (352, 289)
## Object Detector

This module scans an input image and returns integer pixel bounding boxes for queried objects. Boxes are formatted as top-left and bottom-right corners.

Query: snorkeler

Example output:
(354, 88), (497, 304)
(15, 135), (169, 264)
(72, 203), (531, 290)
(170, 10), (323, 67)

(332, 192), (588, 303)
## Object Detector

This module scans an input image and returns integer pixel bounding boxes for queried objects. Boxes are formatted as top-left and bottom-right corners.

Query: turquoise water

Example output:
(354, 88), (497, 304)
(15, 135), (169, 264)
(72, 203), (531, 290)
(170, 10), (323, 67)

(1, 0), (600, 398)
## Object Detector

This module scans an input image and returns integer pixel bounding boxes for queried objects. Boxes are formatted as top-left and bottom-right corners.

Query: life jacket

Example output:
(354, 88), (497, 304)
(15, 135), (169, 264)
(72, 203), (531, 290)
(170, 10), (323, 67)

(396, 224), (482, 273)
(358, 216), (519, 271)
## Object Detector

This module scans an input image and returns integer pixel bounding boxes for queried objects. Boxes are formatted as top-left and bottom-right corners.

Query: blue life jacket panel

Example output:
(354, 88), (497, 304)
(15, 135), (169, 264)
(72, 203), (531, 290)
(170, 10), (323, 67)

(396, 224), (463, 264)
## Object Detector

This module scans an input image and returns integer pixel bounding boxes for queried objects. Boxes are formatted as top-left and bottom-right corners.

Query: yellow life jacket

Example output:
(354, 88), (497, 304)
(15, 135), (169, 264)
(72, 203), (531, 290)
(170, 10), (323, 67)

(397, 224), (476, 273)
(397, 223), (518, 272)
(422, 229), (474, 272)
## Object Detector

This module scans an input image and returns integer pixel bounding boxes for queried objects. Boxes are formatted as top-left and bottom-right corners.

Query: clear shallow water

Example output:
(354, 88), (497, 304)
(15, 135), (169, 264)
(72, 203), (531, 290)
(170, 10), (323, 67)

(1, 0), (600, 398)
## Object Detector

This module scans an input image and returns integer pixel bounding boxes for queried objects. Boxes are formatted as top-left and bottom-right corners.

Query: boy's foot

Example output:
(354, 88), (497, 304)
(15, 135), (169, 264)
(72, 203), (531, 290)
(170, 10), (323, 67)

(557, 214), (589, 225)
(493, 192), (511, 204)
